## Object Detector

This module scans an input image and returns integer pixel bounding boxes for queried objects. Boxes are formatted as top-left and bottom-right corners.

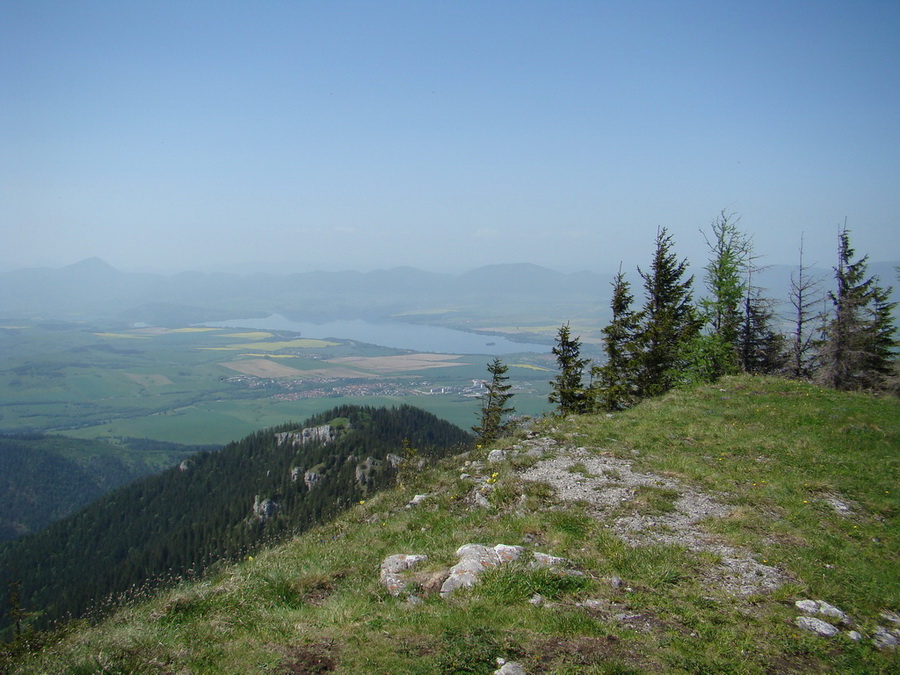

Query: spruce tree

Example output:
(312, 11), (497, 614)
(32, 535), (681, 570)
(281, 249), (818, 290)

(549, 323), (590, 415)
(700, 211), (751, 374)
(787, 235), (823, 378)
(592, 267), (639, 410)
(817, 227), (897, 390)
(634, 228), (702, 397)
(473, 357), (516, 445)
(737, 269), (785, 374)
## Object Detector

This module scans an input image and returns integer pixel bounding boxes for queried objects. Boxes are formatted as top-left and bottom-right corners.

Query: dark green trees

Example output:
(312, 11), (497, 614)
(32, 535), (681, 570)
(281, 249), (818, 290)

(473, 358), (516, 444)
(633, 228), (703, 398)
(818, 228), (897, 390)
(592, 268), (639, 411)
(700, 211), (751, 372)
(549, 323), (591, 415)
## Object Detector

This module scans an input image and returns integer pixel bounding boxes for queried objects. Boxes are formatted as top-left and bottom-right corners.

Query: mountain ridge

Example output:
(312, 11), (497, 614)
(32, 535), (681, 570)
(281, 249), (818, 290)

(3, 376), (897, 673)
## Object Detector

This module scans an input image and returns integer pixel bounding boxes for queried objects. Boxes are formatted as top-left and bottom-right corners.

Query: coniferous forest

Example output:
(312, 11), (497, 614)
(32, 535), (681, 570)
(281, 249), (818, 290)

(0, 405), (471, 635)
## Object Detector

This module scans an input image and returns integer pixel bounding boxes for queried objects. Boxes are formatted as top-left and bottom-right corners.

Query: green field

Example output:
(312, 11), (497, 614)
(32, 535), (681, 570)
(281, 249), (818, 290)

(1, 322), (554, 445)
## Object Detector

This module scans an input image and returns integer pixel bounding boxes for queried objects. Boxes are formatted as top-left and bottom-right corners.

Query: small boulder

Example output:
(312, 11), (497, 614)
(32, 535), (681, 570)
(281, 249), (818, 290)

(380, 554), (428, 596)
(405, 494), (429, 509)
(487, 449), (507, 463)
(494, 662), (526, 675)
(816, 601), (848, 624)
(530, 552), (569, 569)
(873, 626), (898, 650)
(795, 616), (839, 637)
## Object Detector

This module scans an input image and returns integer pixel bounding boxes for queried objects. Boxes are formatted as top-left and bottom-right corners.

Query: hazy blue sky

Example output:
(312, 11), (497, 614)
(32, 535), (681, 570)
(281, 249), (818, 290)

(2, 0), (898, 274)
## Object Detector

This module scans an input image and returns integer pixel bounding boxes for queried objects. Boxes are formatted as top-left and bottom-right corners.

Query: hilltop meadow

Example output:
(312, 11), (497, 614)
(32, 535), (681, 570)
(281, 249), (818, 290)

(2, 375), (897, 673)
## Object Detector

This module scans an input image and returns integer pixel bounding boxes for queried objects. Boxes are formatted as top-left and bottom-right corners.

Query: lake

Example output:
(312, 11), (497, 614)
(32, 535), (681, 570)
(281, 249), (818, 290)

(203, 315), (551, 355)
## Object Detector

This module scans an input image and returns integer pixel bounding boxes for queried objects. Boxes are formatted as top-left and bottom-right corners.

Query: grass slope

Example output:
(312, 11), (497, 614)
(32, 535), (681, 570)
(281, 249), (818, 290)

(4, 376), (898, 674)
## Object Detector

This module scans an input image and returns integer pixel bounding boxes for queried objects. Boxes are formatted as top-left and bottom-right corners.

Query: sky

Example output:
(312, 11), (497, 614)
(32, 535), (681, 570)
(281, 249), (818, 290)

(2, 0), (899, 275)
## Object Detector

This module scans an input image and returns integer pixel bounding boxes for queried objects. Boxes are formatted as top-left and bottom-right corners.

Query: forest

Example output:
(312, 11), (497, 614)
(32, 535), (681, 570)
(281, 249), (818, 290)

(0, 404), (471, 636)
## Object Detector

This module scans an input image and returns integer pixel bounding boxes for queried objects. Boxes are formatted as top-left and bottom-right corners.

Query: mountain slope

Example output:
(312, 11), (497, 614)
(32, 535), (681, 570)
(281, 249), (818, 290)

(3, 377), (898, 674)
(0, 434), (202, 541)
(0, 405), (471, 633)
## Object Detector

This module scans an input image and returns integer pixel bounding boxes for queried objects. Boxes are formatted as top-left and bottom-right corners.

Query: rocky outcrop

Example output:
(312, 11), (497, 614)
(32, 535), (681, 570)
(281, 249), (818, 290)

(303, 469), (323, 491)
(275, 424), (336, 448)
(252, 495), (278, 523)
(355, 457), (382, 484)
(379, 544), (577, 602)
(380, 554), (429, 596)
(793, 598), (900, 649)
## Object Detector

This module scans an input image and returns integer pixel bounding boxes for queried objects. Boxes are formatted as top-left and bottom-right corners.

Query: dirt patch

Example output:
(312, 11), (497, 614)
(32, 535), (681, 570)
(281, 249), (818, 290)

(524, 634), (648, 673)
(220, 359), (374, 379)
(279, 645), (337, 674)
(327, 353), (467, 373)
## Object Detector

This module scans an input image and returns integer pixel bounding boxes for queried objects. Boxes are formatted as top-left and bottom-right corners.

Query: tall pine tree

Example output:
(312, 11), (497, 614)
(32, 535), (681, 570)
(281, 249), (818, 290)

(817, 227), (897, 390)
(787, 234), (823, 378)
(700, 211), (752, 374)
(549, 323), (591, 415)
(737, 267), (785, 374)
(634, 228), (702, 397)
(473, 358), (516, 444)
(592, 266), (639, 410)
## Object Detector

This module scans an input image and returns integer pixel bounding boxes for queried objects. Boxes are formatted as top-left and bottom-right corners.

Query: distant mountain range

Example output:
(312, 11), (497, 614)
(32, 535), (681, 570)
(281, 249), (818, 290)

(1, 258), (896, 329)
(0, 258), (614, 327)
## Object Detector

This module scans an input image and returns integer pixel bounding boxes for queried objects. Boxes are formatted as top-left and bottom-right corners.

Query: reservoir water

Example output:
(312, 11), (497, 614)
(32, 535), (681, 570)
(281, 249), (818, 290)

(203, 315), (550, 355)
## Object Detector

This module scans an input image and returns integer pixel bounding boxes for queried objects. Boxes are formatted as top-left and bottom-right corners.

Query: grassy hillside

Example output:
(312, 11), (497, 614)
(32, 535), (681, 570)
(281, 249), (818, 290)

(3, 376), (898, 674)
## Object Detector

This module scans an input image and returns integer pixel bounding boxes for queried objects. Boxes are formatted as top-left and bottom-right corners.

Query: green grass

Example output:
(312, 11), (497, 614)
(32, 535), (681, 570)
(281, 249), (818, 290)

(3, 376), (898, 673)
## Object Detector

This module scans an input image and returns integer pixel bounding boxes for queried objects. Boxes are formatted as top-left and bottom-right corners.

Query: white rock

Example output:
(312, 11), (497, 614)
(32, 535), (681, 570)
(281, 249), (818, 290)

(816, 601), (848, 623)
(795, 616), (839, 637)
(873, 626), (898, 650)
(494, 662), (526, 675)
(795, 599), (819, 613)
(881, 611), (900, 625)
(488, 449), (507, 463)
(847, 630), (863, 642)
(405, 494), (429, 509)
(380, 554), (428, 596)
(494, 544), (524, 562)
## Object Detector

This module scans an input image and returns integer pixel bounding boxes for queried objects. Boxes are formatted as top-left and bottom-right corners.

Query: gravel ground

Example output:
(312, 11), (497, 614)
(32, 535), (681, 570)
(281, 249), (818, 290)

(516, 439), (785, 596)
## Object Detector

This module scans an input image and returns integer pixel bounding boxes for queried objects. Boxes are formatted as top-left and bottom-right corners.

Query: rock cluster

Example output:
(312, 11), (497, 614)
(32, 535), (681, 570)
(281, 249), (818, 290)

(793, 598), (899, 649)
(379, 543), (578, 602)
(275, 424), (336, 448)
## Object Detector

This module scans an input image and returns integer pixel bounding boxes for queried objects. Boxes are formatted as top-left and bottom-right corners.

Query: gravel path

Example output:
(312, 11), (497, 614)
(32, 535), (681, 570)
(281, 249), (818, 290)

(515, 438), (785, 596)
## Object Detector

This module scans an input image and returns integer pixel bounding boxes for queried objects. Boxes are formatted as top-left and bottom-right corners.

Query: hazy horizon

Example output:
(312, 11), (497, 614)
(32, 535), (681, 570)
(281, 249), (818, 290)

(3, 1), (899, 275)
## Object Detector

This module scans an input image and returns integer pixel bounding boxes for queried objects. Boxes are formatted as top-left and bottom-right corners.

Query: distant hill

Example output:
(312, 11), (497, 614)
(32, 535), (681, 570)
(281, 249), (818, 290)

(0, 434), (204, 541)
(2, 258), (896, 332)
(0, 405), (471, 633)
(0, 259), (614, 327)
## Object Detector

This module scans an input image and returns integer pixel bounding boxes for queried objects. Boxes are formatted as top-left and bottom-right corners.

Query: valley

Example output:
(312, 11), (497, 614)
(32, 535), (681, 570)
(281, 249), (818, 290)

(0, 320), (556, 445)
